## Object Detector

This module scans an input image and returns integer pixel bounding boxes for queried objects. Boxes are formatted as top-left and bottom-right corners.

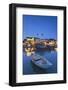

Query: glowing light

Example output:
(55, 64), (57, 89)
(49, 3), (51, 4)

(28, 44), (31, 47)
(26, 52), (32, 56)
(25, 47), (35, 56)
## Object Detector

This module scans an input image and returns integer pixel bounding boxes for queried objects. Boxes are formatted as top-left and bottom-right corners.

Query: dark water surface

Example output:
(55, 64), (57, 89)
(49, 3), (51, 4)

(23, 50), (57, 75)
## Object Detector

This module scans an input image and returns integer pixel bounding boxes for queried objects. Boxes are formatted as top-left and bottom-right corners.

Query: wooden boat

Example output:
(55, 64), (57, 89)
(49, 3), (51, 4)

(31, 54), (52, 69)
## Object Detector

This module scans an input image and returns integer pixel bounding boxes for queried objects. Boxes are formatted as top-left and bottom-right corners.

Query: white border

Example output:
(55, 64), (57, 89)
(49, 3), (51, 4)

(16, 7), (64, 83)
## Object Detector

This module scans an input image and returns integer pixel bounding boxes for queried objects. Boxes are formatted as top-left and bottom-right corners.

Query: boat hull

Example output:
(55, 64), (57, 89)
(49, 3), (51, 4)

(31, 54), (52, 69)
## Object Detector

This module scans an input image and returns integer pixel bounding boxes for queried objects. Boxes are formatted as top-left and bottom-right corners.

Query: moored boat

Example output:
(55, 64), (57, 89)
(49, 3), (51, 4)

(31, 54), (52, 69)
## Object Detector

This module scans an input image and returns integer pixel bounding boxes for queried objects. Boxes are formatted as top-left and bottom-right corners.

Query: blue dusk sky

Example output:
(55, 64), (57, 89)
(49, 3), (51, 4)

(23, 15), (57, 40)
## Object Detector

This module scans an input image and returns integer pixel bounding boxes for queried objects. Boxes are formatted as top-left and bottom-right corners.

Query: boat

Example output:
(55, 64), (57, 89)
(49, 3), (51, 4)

(31, 54), (52, 69)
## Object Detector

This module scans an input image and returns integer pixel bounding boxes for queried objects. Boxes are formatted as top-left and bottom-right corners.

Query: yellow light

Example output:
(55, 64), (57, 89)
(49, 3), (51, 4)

(31, 48), (34, 51)
(25, 48), (35, 56)
(28, 44), (31, 47)
(26, 52), (32, 56)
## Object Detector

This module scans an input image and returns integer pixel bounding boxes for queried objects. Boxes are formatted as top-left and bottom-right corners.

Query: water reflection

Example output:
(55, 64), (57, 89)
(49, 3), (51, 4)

(24, 47), (35, 56)
(23, 47), (57, 75)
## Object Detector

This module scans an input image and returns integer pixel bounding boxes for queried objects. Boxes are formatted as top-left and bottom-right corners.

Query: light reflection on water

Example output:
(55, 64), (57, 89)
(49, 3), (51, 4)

(23, 48), (57, 75)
